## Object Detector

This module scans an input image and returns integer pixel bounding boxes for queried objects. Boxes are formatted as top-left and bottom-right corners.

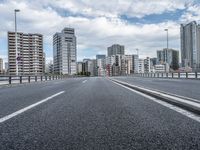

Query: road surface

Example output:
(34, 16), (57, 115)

(0, 77), (200, 150)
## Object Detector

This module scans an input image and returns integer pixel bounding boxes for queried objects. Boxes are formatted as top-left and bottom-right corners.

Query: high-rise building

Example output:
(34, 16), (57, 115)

(181, 21), (200, 71)
(8, 32), (44, 75)
(96, 54), (106, 76)
(53, 28), (77, 75)
(107, 44), (125, 56)
(0, 58), (3, 74)
(96, 54), (106, 59)
(157, 48), (179, 70)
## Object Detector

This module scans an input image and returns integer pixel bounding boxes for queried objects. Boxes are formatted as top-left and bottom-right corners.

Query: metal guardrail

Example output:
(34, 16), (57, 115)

(0, 75), (66, 85)
(131, 72), (200, 79)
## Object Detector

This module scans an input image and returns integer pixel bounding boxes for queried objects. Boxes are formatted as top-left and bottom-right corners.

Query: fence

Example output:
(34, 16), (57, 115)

(132, 72), (200, 79)
(0, 75), (66, 85)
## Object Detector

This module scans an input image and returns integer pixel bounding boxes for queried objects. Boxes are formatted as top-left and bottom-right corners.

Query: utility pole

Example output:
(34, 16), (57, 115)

(164, 28), (168, 63)
(15, 9), (20, 75)
(136, 48), (139, 57)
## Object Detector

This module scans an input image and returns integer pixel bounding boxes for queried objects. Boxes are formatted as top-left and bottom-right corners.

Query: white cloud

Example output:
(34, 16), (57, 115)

(180, 3), (200, 23)
(44, 0), (189, 18)
(0, 0), (196, 63)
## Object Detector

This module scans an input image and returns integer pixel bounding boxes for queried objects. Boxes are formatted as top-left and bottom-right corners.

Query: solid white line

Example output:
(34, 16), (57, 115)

(82, 80), (87, 83)
(112, 79), (200, 108)
(0, 91), (65, 123)
(111, 80), (200, 123)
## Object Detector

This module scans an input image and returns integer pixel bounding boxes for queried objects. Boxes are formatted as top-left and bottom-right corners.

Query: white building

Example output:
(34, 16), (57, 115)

(154, 64), (169, 73)
(138, 59), (144, 73)
(8, 32), (44, 75)
(53, 28), (77, 75)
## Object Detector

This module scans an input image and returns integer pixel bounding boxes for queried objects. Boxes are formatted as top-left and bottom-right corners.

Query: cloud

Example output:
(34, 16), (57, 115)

(0, 0), (197, 63)
(180, 3), (200, 23)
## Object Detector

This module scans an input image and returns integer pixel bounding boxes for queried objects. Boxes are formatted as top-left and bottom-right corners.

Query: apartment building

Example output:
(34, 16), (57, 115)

(8, 32), (44, 75)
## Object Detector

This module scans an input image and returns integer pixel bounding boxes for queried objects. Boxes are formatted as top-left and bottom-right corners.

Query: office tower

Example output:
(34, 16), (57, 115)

(181, 21), (200, 71)
(157, 48), (179, 70)
(107, 44), (125, 57)
(96, 54), (106, 59)
(96, 54), (106, 76)
(84, 59), (97, 76)
(8, 32), (44, 75)
(0, 58), (3, 74)
(53, 28), (77, 75)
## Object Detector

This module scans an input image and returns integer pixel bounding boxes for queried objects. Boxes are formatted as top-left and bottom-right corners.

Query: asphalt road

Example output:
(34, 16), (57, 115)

(0, 77), (200, 150)
(113, 76), (200, 100)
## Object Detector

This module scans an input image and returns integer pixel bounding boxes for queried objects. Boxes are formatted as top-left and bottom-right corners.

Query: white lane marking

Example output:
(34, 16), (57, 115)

(111, 80), (200, 123)
(82, 80), (87, 83)
(0, 91), (65, 123)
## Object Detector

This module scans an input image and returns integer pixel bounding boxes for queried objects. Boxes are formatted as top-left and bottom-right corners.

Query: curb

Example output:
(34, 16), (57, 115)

(110, 79), (200, 116)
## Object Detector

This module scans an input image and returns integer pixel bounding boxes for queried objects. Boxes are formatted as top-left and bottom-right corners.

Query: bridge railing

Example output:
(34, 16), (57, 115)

(0, 75), (66, 85)
(130, 72), (200, 79)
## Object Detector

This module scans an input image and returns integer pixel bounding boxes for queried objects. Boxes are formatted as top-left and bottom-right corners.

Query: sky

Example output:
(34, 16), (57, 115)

(0, 0), (200, 65)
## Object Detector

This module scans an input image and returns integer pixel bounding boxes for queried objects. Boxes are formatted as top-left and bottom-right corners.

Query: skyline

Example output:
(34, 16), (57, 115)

(1, 0), (200, 64)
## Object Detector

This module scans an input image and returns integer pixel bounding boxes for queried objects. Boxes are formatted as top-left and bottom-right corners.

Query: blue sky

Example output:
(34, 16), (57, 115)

(0, 0), (200, 66)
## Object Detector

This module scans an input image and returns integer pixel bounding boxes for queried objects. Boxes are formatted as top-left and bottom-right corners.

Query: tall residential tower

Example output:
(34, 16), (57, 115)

(53, 28), (77, 75)
(8, 32), (44, 75)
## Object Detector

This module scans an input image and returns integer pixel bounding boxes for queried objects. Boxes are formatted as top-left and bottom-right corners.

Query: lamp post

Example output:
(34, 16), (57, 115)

(164, 29), (168, 63)
(136, 48), (139, 56)
(15, 9), (20, 76)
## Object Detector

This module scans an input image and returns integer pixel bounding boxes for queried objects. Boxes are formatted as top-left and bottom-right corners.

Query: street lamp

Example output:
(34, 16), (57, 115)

(136, 48), (139, 56)
(15, 9), (20, 75)
(164, 28), (168, 63)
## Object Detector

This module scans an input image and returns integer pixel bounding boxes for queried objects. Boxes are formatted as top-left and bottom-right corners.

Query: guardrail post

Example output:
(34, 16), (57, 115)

(195, 72), (198, 79)
(28, 76), (30, 83)
(41, 76), (43, 81)
(186, 72), (188, 79)
(35, 76), (37, 82)
(166, 73), (168, 78)
(20, 76), (22, 84)
(178, 72), (180, 78)
(172, 73), (174, 78)
(9, 76), (12, 84)
(158, 73), (159, 78)
(45, 76), (47, 81)
(49, 76), (51, 80)
(162, 73), (163, 78)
